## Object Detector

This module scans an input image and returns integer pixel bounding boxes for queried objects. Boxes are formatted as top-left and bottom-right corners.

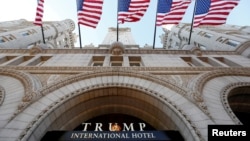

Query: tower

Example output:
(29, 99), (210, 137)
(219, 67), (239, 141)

(99, 27), (139, 49)
(163, 23), (250, 51)
(0, 19), (76, 49)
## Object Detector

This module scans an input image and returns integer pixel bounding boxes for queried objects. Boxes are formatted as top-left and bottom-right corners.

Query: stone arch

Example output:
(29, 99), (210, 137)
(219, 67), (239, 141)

(190, 69), (250, 124)
(0, 68), (42, 102)
(236, 40), (250, 58)
(10, 70), (209, 141)
(0, 69), (42, 131)
(0, 86), (5, 106)
(221, 82), (250, 124)
(189, 69), (250, 97)
(0, 75), (25, 130)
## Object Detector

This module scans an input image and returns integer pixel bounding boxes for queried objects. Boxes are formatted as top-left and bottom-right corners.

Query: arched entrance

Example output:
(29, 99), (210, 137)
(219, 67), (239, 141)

(8, 70), (203, 141)
(47, 87), (173, 131)
(228, 86), (250, 125)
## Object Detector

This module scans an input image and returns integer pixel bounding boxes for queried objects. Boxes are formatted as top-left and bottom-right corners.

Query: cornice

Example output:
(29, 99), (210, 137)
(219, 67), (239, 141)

(1, 66), (250, 75)
(0, 48), (238, 55)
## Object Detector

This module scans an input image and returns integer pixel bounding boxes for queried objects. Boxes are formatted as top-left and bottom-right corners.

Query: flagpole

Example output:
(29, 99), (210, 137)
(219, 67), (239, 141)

(36, 0), (45, 44)
(153, 0), (159, 49)
(188, 0), (198, 45)
(116, 0), (119, 42)
(78, 23), (83, 48)
(76, 0), (83, 48)
(40, 25), (46, 44)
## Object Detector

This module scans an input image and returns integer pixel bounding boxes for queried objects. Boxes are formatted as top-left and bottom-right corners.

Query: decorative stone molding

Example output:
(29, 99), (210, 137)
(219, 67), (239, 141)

(221, 82), (250, 124)
(235, 41), (250, 55)
(191, 69), (250, 96)
(0, 68), (42, 119)
(0, 48), (238, 55)
(29, 45), (44, 55)
(110, 42), (125, 55)
(18, 75), (204, 141)
(38, 69), (189, 98)
(190, 47), (202, 56)
(63, 19), (75, 32)
(2, 66), (250, 75)
(186, 69), (250, 119)
(0, 86), (5, 106)
(2, 67), (250, 119)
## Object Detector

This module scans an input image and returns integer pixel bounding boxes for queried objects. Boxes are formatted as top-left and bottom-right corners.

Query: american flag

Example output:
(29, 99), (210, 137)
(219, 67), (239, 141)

(156, 0), (191, 26)
(34, 0), (45, 26)
(77, 0), (103, 28)
(118, 0), (150, 23)
(194, 0), (239, 27)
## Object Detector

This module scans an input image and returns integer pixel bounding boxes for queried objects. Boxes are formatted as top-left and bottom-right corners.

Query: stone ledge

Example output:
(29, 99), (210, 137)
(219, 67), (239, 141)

(1, 66), (250, 74)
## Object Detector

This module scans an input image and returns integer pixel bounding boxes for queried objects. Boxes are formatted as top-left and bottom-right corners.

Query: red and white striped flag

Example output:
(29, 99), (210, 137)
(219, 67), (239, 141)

(194, 0), (239, 27)
(118, 0), (150, 23)
(156, 0), (191, 26)
(77, 0), (104, 28)
(34, 0), (45, 26)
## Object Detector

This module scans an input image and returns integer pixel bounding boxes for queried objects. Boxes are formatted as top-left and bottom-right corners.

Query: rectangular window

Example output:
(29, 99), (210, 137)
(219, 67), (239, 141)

(110, 56), (123, 66)
(204, 33), (213, 38)
(26, 56), (52, 66)
(0, 37), (5, 43)
(181, 57), (196, 67)
(0, 56), (17, 64)
(214, 57), (241, 67)
(181, 57), (205, 67)
(19, 31), (30, 36)
(5, 56), (34, 66)
(225, 40), (240, 47)
(5, 34), (15, 40)
(129, 63), (140, 66)
(111, 63), (122, 66)
(92, 56), (105, 66)
(217, 37), (226, 42)
(93, 63), (103, 66)
(129, 56), (142, 66)
(197, 57), (224, 67)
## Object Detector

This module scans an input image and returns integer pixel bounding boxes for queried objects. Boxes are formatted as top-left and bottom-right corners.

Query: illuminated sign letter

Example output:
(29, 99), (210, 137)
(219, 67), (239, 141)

(82, 123), (91, 131)
(139, 123), (146, 131)
(123, 123), (135, 131)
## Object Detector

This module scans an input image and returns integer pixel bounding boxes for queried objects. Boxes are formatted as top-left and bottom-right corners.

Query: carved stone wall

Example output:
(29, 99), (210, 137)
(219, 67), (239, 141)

(0, 86), (4, 106)
(0, 67), (250, 141)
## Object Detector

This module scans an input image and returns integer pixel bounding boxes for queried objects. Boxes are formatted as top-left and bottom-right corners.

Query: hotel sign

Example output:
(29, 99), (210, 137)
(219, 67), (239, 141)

(81, 122), (147, 131)
(42, 122), (184, 141)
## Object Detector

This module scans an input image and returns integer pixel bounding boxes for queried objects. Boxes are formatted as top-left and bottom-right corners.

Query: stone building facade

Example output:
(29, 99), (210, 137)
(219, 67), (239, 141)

(163, 23), (250, 51)
(0, 19), (76, 49)
(0, 21), (250, 141)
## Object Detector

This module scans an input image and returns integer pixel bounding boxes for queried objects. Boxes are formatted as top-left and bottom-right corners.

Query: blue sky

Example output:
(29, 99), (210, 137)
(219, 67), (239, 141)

(0, 0), (250, 48)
